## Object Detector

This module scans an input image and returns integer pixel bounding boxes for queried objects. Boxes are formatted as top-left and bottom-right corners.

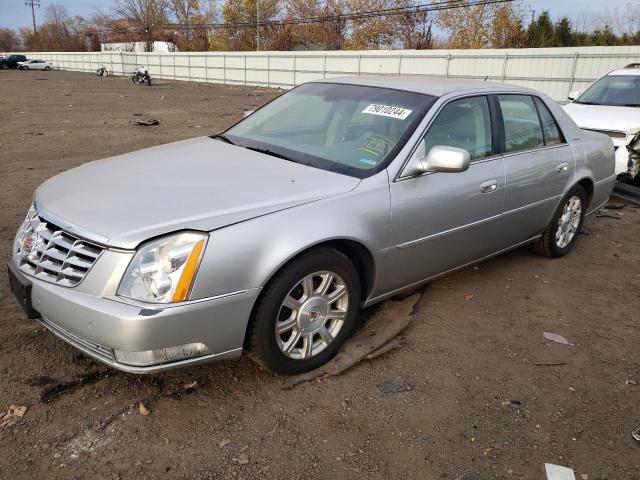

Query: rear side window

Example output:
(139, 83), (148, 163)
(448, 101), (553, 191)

(423, 96), (493, 161)
(498, 95), (544, 153)
(534, 97), (564, 146)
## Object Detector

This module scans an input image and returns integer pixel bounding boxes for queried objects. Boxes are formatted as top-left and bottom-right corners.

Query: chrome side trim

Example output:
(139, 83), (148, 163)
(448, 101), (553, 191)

(365, 235), (540, 307)
(396, 213), (502, 249)
(499, 143), (570, 160)
(502, 195), (561, 216)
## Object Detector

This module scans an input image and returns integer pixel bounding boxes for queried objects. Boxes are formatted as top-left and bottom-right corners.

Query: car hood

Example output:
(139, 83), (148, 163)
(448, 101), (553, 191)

(563, 102), (640, 136)
(35, 137), (360, 249)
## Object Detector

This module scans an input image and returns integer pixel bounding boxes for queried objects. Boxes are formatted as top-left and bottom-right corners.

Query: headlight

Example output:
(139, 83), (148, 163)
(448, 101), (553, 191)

(13, 204), (38, 264)
(117, 232), (207, 304)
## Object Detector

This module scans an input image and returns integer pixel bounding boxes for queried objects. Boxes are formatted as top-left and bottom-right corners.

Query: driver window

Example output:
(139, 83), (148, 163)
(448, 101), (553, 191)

(423, 96), (493, 161)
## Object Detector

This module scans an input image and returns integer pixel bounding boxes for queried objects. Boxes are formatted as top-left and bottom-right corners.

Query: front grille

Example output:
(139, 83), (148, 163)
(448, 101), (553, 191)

(38, 316), (115, 363)
(15, 208), (104, 287)
(583, 128), (627, 139)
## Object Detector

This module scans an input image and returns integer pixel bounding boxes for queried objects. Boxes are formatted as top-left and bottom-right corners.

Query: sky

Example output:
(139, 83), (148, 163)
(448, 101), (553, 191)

(0, 0), (638, 29)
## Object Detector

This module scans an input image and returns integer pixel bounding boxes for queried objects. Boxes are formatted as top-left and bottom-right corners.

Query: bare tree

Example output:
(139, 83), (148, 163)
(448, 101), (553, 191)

(0, 28), (20, 51)
(113, 0), (170, 51)
(44, 4), (69, 27)
(394, 0), (433, 49)
(284, 0), (347, 50)
(168, 0), (215, 50)
(347, 0), (396, 49)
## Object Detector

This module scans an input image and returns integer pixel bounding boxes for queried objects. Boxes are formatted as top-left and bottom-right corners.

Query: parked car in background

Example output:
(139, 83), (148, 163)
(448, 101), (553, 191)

(0, 54), (28, 69)
(17, 59), (52, 71)
(564, 64), (640, 183)
(8, 77), (615, 375)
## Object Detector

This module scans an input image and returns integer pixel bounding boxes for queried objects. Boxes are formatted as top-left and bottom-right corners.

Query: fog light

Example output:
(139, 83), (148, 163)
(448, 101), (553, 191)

(114, 343), (211, 366)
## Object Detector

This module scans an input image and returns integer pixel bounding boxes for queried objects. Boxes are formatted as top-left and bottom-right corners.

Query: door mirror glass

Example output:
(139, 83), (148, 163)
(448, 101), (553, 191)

(567, 90), (580, 101)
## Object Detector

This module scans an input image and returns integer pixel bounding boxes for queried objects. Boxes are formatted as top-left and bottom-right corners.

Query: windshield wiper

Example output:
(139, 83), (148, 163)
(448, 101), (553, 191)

(210, 133), (236, 145)
(245, 146), (299, 163)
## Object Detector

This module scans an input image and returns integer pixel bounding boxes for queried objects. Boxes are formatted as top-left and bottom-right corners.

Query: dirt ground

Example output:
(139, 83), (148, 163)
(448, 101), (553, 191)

(0, 70), (639, 480)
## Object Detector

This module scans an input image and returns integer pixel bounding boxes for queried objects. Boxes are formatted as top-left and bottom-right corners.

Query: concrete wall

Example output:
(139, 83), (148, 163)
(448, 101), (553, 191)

(22, 46), (640, 101)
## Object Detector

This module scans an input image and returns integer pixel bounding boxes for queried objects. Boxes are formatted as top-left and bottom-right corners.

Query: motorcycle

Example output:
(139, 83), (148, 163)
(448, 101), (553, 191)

(131, 66), (151, 86)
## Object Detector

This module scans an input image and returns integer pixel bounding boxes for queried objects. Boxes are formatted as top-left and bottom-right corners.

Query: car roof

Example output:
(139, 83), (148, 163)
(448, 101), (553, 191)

(608, 67), (640, 76)
(310, 75), (535, 97)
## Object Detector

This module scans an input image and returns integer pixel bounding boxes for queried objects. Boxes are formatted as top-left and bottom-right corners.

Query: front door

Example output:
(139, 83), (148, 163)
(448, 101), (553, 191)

(384, 95), (507, 294)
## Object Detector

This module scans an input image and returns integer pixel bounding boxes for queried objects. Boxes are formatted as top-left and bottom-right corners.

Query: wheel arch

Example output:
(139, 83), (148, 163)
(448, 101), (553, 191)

(576, 177), (594, 208)
(242, 238), (376, 350)
(262, 238), (375, 304)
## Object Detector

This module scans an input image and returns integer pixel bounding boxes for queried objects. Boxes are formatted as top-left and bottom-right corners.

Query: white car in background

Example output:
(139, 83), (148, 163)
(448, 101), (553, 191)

(564, 64), (640, 182)
(17, 59), (52, 71)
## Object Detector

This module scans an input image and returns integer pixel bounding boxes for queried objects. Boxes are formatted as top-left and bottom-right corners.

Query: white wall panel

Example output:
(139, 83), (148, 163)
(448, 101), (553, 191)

(18, 46), (640, 101)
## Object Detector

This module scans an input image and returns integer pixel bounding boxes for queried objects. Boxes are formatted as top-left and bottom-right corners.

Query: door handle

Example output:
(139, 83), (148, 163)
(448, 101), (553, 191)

(480, 179), (498, 193)
(557, 162), (569, 173)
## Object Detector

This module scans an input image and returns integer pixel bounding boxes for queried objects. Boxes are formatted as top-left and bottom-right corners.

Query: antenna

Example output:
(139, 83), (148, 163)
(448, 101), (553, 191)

(25, 0), (40, 44)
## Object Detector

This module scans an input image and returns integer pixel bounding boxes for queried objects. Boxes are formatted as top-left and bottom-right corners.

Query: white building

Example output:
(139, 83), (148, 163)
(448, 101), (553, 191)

(100, 41), (178, 53)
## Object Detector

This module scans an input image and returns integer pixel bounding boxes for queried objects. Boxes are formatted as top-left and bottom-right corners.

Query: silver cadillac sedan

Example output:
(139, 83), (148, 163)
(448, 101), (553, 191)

(8, 77), (616, 374)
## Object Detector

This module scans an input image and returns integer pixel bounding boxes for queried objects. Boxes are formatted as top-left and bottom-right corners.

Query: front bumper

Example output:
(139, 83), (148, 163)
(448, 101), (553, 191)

(9, 263), (261, 373)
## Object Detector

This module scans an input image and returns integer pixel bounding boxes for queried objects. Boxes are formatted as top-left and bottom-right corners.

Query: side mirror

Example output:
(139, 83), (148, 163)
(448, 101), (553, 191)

(567, 90), (580, 101)
(243, 110), (255, 118)
(403, 144), (471, 176)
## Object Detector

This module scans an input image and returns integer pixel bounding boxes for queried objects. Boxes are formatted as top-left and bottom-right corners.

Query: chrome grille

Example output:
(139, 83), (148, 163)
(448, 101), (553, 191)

(15, 207), (104, 287)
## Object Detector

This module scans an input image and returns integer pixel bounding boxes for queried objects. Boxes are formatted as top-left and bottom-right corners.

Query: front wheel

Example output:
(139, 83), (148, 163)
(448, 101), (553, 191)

(44, 66), (51, 71)
(249, 248), (361, 373)
(532, 185), (587, 258)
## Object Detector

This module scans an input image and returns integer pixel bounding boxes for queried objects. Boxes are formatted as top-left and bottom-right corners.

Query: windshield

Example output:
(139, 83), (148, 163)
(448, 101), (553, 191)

(224, 82), (436, 178)
(576, 74), (640, 107)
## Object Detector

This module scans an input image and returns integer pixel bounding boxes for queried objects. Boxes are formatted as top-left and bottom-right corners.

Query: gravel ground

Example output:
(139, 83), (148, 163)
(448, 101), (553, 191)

(0, 70), (639, 479)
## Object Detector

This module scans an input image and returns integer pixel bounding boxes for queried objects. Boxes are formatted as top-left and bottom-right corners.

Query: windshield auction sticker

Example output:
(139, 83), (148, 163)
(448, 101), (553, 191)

(362, 104), (412, 120)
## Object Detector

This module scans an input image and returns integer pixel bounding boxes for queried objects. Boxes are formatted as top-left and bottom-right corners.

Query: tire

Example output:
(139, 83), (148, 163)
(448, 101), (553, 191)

(44, 66), (50, 71)
(532, 185), (587, 258)
(249, 248), (361, 374)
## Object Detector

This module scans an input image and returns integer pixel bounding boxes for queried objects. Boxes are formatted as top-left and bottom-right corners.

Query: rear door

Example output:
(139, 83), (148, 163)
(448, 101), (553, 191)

(384, 95), (507, 294)
(497, 94), (574, 245)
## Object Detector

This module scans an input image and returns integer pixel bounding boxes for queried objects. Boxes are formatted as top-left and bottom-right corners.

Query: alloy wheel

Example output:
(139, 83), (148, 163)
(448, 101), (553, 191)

(275, 271), (349, 360)
(555, 195), (582, 249)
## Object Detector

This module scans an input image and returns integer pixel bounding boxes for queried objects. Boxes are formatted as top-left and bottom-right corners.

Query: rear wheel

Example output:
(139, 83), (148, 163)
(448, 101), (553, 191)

(532, 185), (587, 258)
(249, 248), (361, 373)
